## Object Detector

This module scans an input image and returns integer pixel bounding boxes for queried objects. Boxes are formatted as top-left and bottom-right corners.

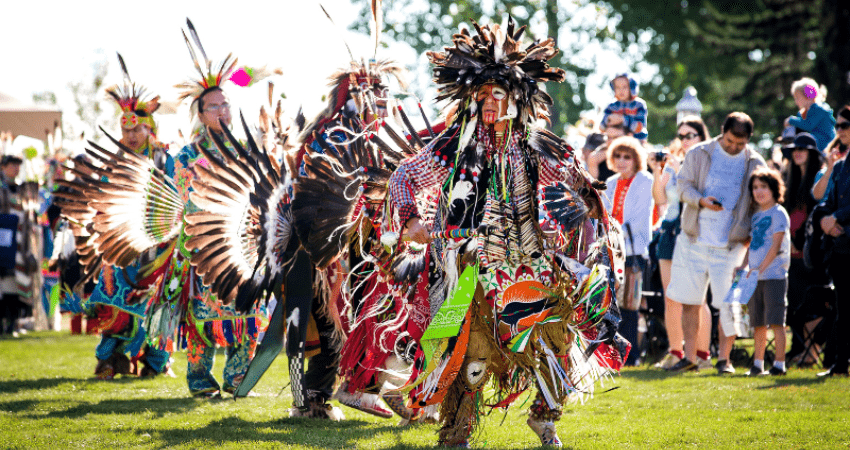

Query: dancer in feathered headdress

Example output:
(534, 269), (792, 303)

(160, 18), (284, 398)
(56, 53), (174, 379)
(328, 16), (631, 446)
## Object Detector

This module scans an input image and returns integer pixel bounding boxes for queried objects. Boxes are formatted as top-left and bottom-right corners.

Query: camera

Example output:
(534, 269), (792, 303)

(654, 151), (668, 162)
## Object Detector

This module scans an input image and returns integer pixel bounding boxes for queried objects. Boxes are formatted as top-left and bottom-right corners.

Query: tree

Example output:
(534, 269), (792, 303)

(351, 0), (616, 136)
(67, 54), (113, 141)
(601, 0), (850, 145)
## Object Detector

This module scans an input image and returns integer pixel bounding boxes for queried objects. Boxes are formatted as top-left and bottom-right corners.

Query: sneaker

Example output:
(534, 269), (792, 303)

(747, 366), (766, 376)
(715, 360), (736, 375)
(527, 417), (563, 447)
(766, 366), (787, 376)
(667, 358), (697, 372)
(192, 390), (222, 399)
(334, 386), (393, 418)
(654, 352), (681, 370)
(697, 357), (713, 370)
(817, 366), (849, 377)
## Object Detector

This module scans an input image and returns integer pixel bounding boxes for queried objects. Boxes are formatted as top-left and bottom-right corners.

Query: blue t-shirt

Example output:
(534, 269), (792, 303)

(748, 204), (790, 280)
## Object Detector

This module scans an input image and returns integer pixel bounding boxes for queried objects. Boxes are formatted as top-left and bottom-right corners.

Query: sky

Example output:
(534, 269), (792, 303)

(1, 0), (639, 154)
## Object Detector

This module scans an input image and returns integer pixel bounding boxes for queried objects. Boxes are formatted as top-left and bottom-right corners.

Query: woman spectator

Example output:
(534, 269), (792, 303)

(780, 133), (826, 367)
(649, 116), (714, 371)
(602, 136), (653, 366)
(812, 118), (850, 377)
(785, 77), (835, 152)
(812, 106), (850, 202)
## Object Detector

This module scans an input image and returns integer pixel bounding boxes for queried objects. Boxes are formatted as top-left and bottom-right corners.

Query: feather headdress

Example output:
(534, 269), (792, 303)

(175, 18), (281, 112)
(428, 16), (566, 125)
(106, 53), (160, 134)
(174, 18), (239, 107)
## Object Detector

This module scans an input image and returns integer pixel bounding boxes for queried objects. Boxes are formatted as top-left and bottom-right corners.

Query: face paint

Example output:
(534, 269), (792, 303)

(477, 84), (508, 125)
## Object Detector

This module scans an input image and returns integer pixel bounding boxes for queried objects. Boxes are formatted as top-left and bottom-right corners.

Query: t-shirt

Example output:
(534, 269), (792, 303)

(698, 143), (748, 247)
(748, 204), (790, 280)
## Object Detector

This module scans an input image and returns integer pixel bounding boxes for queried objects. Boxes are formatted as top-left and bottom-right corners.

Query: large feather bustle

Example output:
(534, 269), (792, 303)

(57, 134), (183, 271)
(427, 16), (565, 126)
(184, 113), (293, 310)
(292, 116), (395, 269)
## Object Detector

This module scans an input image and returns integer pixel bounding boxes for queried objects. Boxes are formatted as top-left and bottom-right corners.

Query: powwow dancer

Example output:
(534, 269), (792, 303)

(56, 53), (174, 379)
(163, 19), (282, 398)
(56, 20), (278, 397)
(332, 17), (629, 447)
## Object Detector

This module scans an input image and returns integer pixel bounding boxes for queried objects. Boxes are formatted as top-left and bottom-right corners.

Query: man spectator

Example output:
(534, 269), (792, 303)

(666, 112), (766, 373)
(1, 155), (25, 336)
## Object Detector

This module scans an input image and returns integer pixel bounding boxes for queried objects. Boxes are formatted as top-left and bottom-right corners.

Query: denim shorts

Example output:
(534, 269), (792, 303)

(656, 218), (681, 261)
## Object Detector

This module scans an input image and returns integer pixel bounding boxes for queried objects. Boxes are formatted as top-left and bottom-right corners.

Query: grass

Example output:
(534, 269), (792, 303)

(0, 331), (848, 449)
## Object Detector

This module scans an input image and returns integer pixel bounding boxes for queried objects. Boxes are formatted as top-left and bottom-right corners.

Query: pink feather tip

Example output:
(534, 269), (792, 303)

(230, 67), (252, 87)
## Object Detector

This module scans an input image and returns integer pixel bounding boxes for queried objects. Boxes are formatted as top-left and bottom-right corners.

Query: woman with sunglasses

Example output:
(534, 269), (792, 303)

(812, 106), (850, 202)
(602, 136), (654, 366)
(649, 116), (714, 371)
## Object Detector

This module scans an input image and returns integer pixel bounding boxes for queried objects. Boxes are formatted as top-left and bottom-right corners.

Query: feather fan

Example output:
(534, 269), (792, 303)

(184, 113), (293, 311)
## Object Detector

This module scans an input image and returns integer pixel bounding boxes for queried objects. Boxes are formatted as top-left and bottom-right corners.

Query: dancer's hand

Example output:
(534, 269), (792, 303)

(404, 218), (431, 244)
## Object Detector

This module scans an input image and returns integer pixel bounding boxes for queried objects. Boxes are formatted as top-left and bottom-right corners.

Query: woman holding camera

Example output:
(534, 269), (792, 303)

(650, 116), (713, 371)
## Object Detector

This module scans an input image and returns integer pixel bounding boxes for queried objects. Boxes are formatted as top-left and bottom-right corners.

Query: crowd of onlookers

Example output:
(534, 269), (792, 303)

(581, 75), (849, 377)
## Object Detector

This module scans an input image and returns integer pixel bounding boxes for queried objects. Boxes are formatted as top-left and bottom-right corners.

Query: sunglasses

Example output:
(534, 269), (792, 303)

(608, 123), (626, 130)
(835, 122), (850, 130)
(677, 132), (699, 140)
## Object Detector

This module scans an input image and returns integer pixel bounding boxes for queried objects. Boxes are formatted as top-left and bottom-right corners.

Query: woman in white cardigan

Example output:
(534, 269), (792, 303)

(602, 136), (654, 365)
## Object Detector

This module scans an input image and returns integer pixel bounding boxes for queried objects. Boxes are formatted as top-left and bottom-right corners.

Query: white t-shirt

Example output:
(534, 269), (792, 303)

(698, 143), (748, 247)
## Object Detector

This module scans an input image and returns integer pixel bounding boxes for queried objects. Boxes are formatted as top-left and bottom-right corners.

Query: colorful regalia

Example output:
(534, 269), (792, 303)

(55, 22), (278, 394)
(321, 17), (630, 447)
(58, 53), (174, 379)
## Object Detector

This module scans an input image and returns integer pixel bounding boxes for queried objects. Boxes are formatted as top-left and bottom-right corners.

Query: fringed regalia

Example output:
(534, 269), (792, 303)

(56, 53), (175, 378)
(332, 17), (629, 447)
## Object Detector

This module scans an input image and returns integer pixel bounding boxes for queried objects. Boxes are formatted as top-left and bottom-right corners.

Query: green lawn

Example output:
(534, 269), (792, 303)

(0, 331), (847, 449)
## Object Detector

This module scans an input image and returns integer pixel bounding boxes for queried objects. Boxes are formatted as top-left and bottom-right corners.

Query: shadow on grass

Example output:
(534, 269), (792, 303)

(753, 377), (832, 389)
(617, 369), (683, 381)
(141, 416), (570, 450)
(0, 377), (79, 394)
(10, 397), (203, 419)
(143, 416), (423, 449)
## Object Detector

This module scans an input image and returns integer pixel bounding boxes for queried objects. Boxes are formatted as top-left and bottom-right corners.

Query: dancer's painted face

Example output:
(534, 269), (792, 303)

(477, 84), (508, 126)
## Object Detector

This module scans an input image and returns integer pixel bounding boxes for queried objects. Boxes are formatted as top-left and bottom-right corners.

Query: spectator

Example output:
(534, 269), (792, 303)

(602, 136), (653, 365)
(812, 105), (850, 202)
(649, 116), (714, 371)
(780, 133), (827, 366)
(586, 114), (631, 181)
(581, 132), (609, 181)
(812, 119), (850, 377)
(740, 167), (790, 376)
(666, 112), (766, 374)
(1, 155), (26, 336)
(785, 77), (835, 152)
(601, 73), (649, 142)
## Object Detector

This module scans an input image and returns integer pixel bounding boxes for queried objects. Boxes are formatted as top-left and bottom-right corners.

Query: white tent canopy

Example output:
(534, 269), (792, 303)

(0, 92), (62, 141)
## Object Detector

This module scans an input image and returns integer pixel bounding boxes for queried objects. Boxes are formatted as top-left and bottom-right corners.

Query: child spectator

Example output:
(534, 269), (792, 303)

(741, 167), (791, 376)
(785, 77), (835, 152)
(601, 74), (648, 142)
